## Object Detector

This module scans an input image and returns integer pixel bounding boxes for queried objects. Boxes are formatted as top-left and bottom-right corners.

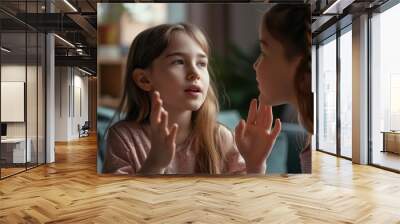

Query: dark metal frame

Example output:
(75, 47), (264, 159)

(367, 9), (373, 167)
(0, 15), (2, 179)
(315, 32), (339, 156)
(338, 24), (353, 161)
(336, 24), (341, 158)
(315, 20), (353, 162)
(316, 0), (400, 173)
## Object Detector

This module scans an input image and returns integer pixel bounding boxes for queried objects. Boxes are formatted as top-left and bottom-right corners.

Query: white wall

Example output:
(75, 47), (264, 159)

(54, 67), (89, 141)
(1, 64), (46, 164)
(1, 65), (37, 138)
(54, 66), (69, 141)
(71, 72), (89, 138)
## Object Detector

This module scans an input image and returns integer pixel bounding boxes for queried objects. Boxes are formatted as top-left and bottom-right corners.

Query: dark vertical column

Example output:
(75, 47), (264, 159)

(36, 0), (39, 167)
(367, 11), (373, 165)
(316, 44), (319, 151)
(337, 28), (341, 157)
(0, 15), (2, 179)
(25, 0), (28, 171)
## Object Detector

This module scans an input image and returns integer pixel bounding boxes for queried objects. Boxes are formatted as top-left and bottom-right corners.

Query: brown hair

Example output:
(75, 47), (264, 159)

(263, 4), (313, 135)
(114, 23), (222, 174)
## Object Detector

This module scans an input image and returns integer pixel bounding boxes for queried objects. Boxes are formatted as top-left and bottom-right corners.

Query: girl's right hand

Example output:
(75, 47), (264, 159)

(234, 99), (281, 174)
(141, 91), (178, 174)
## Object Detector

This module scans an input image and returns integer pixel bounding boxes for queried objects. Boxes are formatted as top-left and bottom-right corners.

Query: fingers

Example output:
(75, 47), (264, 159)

(247, 99), (257, 125)
(160, 110), (169, 137)
(254, 103), (273, 131)
(167, 123), (178, 148)
(265, 105), (273, 130)
(150, 91), (162, 125)
(256, 104), (267, 128)
(235, 119), (245, 144)
(270, 119), (281, 140)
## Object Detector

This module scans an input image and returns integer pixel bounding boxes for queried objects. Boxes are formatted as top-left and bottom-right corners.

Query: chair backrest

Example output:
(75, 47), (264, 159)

(266, 122), (307, 174)
(82, 121), (90, 129)
(217, 110), (241, 131)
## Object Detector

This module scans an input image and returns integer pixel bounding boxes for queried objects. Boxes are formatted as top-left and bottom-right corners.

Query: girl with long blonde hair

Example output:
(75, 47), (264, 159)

(103, 23), (282, 174)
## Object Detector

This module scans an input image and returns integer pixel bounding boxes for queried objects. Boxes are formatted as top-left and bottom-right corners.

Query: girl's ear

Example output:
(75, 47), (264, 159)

(132, 68), (153, 91)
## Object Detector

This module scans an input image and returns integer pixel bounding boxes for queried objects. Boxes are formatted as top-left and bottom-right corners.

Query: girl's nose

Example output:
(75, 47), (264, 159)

(187, 72), (200, 81)
(253, 56), (261, 71)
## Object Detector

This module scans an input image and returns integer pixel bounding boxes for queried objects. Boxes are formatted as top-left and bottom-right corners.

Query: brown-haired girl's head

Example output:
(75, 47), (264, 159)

(115, 23), (222, 174)
(254, 4), (313, 134)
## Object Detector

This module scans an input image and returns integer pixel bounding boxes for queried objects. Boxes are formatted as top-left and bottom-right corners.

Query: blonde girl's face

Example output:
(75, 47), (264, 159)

(253, 25), (300, 106)
(148, 31), (210, 112)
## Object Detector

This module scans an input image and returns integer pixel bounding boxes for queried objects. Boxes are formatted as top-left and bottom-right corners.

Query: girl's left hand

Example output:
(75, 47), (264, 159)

(235, 99), (281, 174)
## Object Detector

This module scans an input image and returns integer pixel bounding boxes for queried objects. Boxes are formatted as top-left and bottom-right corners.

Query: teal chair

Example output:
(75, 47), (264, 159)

(97, 106), (117, 173)
(267, 123), (306, 174)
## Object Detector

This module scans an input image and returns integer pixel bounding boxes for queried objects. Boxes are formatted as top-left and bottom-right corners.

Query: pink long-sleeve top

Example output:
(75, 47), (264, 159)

(102, 120), (247, 175)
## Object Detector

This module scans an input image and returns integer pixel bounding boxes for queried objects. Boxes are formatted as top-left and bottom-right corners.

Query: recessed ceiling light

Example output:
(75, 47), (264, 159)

(1, 47), (11, 53)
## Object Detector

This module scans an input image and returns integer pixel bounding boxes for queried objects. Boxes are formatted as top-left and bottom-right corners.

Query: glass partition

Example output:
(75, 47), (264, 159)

(370, 3), (400, 171)
(339, 27), (352, 158)
(0, 0), (46, 179)
(317, 35), (337, 155)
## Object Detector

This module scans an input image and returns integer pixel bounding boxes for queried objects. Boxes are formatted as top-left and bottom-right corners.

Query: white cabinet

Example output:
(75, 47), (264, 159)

(1, 138), (32, 163)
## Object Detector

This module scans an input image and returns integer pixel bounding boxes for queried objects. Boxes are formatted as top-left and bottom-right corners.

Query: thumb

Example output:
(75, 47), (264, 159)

(167, 123), (178, 149)
(270, 119), (281, 140)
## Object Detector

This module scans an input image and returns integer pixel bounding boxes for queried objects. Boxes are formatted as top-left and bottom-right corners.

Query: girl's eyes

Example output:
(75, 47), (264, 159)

(172, 59), (184, 65)
(197, 61), (207, 68)
(171, 59), (208, 68)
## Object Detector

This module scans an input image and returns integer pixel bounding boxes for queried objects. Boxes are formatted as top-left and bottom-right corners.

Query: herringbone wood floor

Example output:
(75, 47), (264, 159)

(0, 135), (399, 223)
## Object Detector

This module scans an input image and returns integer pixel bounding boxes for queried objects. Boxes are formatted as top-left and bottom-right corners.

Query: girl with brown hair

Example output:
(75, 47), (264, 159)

(102, 23), (281, 175)
(236, 4), (312, 173)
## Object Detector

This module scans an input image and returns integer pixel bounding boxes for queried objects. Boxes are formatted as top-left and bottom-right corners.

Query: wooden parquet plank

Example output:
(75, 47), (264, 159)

(0, 135), (399, 223)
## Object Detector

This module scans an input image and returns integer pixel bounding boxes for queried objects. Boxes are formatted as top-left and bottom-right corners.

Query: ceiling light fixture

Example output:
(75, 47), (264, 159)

(78, 67), (93, 76)
(323, 0), (354, 15)
(63, 0), (78, 12)
(54, 34), (75, 48)
(1, 47), (11, 53)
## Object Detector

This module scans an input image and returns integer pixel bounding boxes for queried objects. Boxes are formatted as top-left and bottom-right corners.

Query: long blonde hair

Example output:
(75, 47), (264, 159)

(114, 23), (222, 174)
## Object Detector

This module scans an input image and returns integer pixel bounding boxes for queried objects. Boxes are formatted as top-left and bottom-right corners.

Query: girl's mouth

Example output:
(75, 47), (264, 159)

(184, 85), (202, 97)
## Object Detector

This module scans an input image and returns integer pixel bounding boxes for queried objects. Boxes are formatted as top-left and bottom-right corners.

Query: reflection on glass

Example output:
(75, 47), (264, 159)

(318, 36), (337, 154)
(0, 1), (47, 179)
(340, 29), (352, 158)
(371, 3), (400, 171)
(1, 31), (27, 177)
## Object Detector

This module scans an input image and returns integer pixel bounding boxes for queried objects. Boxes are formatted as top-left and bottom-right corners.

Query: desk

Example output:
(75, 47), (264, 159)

(1, 138), (31, 163)
(381, 131), (400, 154)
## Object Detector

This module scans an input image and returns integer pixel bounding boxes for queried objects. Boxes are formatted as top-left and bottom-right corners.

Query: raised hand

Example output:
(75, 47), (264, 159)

(234, 99), (281, 174)
(139, 91), (178, 174)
